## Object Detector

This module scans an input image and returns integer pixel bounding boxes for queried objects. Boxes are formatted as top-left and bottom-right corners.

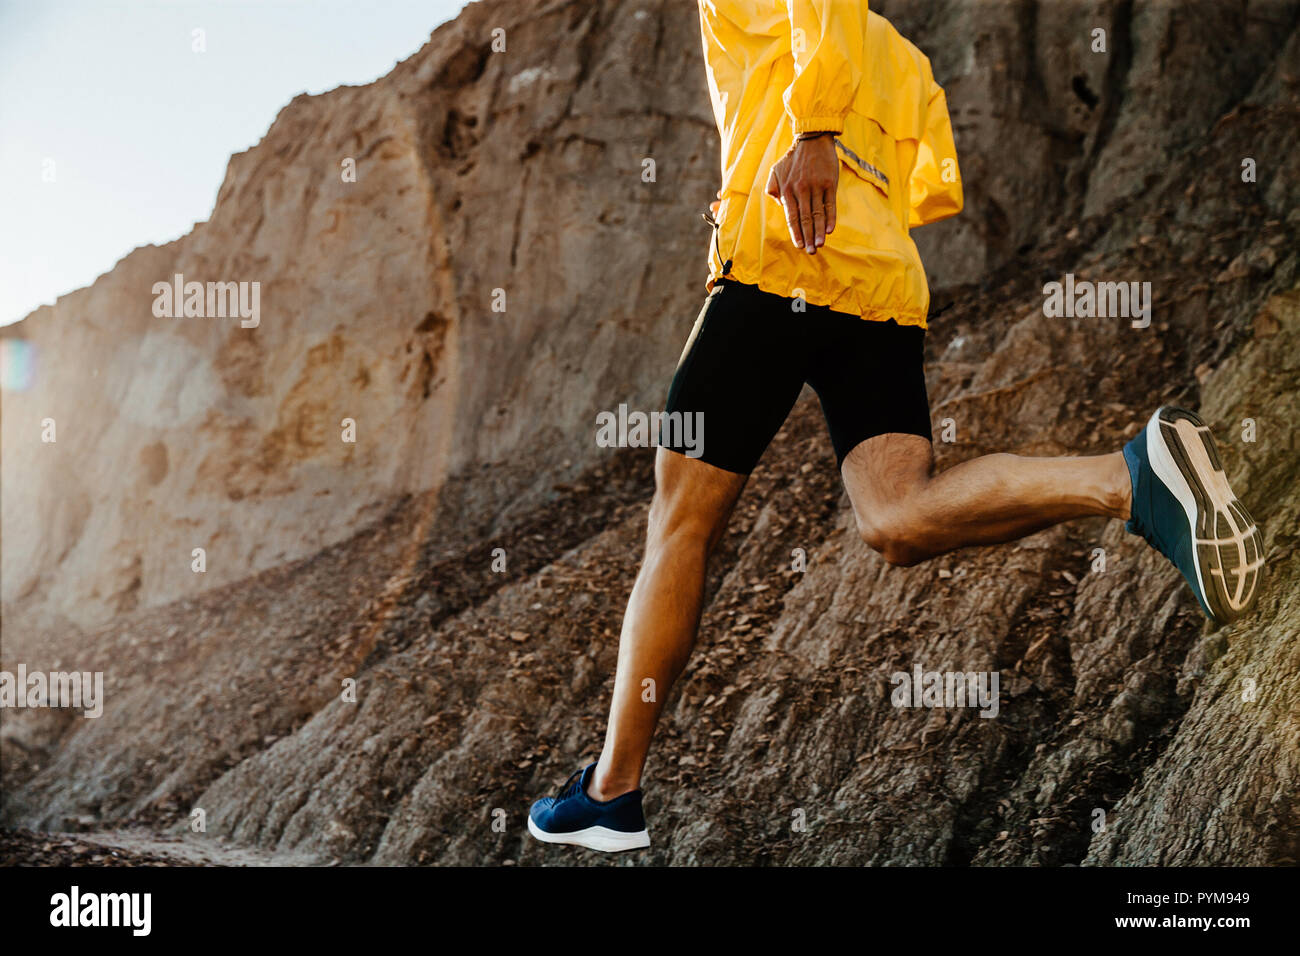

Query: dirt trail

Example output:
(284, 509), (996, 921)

(1, 827), (316, 867)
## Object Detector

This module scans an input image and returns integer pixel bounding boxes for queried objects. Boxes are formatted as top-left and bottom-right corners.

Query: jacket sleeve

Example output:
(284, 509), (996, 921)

(782, 0), (866, 138)
(908, 81), (963, 227)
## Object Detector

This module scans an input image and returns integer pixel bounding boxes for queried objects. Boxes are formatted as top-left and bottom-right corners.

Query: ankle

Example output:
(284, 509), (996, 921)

(1108, 450), (1133, 520)
(589, 769), (639, 803)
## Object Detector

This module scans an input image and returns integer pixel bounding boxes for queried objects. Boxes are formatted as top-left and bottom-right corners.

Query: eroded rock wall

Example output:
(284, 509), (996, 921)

(3, 0), (1297, 865)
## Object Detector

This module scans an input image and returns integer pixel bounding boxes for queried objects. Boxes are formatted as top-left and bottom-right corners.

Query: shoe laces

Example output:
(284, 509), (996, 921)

(555, 768), (586, 801)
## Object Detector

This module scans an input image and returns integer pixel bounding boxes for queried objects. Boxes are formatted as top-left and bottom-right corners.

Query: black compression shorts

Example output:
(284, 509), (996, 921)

(660, 279), (932, 475)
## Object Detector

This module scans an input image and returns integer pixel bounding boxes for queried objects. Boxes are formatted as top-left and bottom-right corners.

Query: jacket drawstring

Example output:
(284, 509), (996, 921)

(701, 210), (732, 276)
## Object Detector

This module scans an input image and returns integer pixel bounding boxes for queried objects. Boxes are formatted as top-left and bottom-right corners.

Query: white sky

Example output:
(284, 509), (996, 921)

(0, 0), (473, 327)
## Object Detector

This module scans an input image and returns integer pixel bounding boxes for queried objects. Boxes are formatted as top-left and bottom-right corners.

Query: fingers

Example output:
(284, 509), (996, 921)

(765, 165), (781, 200)
(781, 182), (808, 251)
(771, 165), (806, 249)
(809, 190), (826, 252)
(787, 185), (823, 254)
(824, 187), (836, 236)
(801, 190), (818, 253)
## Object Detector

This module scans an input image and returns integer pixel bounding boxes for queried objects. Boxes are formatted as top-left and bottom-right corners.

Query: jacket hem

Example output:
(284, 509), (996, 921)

(706, 262), (929, 330)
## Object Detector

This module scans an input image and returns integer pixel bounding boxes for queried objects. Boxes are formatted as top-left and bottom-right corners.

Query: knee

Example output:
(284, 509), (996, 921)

(647, 488), (726, 554)
(856, 510), (928, 567)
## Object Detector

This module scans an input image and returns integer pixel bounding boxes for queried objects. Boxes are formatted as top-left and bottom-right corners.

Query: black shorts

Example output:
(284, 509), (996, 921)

(660, 279), (931, 474)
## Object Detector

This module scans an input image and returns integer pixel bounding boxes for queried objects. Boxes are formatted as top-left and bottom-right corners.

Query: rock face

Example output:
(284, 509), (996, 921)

(2, 0), (1298, 866)
(2, 0), (716, 634)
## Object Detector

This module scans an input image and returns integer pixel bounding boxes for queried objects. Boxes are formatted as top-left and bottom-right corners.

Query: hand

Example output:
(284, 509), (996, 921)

(765, 134), (839, 254)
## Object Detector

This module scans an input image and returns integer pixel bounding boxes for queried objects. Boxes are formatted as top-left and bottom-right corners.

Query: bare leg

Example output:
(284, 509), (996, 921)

(589, 448), (747, 800)
(842, 433), (1132, 567)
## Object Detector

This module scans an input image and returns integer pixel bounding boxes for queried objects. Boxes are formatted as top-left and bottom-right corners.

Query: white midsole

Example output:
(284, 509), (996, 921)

(1144, 408), (1208, 602)
(527, 815), (650, 852)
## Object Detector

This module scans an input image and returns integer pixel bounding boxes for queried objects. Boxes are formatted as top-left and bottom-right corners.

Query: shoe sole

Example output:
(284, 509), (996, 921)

(526, 815), (650, 852)
(1145, 406), (1265, 623)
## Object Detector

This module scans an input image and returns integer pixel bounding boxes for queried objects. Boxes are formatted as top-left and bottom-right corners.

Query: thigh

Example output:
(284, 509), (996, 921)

(805, 315), (933, 470)
(840, 431), (934, 526)
(661, 281), (808, 475)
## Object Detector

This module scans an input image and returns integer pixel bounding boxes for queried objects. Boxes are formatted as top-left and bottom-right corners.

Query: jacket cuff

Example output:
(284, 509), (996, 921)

(792, 115), (845, 137)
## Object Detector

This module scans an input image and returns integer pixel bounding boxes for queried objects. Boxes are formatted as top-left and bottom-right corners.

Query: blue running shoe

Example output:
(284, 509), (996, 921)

(527, 763), (650, 852)
(1123, 406), (1264, 624)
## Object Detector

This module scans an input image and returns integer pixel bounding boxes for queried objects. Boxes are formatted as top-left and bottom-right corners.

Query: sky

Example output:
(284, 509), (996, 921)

(0, 0), (473, 327)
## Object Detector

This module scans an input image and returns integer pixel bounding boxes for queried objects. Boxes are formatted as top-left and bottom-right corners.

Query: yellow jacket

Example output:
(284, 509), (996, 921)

(698, 0), (963, 326)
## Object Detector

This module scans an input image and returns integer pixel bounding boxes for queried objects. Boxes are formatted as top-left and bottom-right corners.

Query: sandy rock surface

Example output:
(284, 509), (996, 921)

(2, 0), (1297, 866)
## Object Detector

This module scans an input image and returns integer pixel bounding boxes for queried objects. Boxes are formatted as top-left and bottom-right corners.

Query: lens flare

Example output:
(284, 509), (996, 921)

(0, 339), (35, 392)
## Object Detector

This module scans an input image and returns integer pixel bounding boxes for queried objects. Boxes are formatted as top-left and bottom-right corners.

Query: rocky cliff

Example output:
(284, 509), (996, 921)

(2, 0), (1297, 865)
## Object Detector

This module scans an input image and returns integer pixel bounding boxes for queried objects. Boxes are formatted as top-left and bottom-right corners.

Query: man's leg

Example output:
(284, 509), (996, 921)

(531, 281), (822, 847)
(589, 447), (747, 801)
(841, 433), (1131, 567)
